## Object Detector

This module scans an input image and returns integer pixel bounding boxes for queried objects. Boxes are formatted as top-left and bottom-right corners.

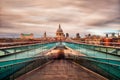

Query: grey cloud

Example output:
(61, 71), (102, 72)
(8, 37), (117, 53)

(0, 0), (120, 35)
(84, 18), (119, 27)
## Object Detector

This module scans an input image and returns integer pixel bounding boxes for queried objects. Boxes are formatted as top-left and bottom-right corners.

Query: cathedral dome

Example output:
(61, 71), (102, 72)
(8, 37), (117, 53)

(57, 28), (63, 32)
(56, 24), (65, 40)
(56, 24), (63, 33)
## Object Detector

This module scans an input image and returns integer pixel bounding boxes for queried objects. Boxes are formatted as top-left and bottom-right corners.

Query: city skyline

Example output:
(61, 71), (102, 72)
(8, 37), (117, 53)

(0, 0), (120, 37)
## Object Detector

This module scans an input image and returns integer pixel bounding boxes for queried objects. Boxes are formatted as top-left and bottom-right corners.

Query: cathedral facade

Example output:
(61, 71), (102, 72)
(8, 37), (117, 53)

(56, 24), (65, 40)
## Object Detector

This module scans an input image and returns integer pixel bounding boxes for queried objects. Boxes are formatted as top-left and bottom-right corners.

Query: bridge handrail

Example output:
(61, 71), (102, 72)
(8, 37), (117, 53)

(0, 56), (50, 67)
(0, 41), (57, 49)
(81, 56), (120, 61)
(65, 41), (120, 49)
(68, 55), (120, 67)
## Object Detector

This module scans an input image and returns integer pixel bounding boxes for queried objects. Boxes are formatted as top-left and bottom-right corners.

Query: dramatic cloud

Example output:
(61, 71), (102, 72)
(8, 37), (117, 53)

(0, 0), (120, 37)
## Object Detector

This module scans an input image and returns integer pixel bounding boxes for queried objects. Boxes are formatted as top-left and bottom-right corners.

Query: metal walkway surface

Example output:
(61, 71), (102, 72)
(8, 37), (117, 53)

(16, 60), (107, 80)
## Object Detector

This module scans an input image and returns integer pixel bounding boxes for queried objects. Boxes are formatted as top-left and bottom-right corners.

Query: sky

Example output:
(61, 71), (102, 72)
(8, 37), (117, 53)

(0, 0), (120, 37)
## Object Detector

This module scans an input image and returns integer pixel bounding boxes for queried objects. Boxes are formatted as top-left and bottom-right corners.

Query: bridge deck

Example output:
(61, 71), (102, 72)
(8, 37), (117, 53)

(16, 60), (107, 80)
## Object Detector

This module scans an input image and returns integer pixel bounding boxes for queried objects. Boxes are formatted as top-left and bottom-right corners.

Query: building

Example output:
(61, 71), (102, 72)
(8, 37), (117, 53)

(76, 33), (81, 39)
(56, 24), (65, 40)
(85, 34), (102, 45)
(103, 33), (120, 46)
(42, 31), (49, 41)
(44, 32), (47, 38)
(66, 33), (69, 38)
(43, 32), (47, 39)
(20, 33), (34, 39)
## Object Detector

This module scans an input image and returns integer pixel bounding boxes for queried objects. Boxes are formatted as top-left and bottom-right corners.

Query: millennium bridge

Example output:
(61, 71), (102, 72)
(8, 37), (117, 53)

(0, 41), (120, 80)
